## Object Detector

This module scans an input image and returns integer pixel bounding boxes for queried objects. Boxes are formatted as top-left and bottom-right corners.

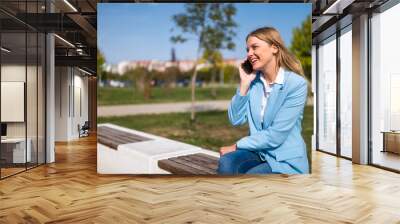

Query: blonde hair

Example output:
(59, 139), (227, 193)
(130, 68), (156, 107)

(246, 27), (304, 76)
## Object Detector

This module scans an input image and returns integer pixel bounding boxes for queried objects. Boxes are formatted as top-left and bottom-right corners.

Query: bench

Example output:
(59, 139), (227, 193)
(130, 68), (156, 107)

(97, 124), (220, 174)
(98, 126), (151, 149)
(158, 153), (219, 175)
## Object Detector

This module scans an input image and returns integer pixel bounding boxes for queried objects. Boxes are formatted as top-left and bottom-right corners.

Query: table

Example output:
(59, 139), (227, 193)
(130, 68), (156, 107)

(381, 131), (400, 155)
(1, 138), (32, 163)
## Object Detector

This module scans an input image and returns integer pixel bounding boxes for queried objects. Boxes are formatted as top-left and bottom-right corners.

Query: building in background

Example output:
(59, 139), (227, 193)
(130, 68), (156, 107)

(105, 58), (243, 75)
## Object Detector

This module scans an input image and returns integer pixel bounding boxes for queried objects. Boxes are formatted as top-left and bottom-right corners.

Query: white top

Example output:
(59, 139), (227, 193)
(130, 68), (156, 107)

(259, 67), (285, 122)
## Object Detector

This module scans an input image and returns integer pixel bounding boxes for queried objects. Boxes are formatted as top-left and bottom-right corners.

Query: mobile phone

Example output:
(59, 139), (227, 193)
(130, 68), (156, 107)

(241, 59), (253, 74)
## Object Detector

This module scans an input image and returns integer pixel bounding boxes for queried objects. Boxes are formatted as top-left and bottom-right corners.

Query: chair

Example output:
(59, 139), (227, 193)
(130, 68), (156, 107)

(78, 121), (90, 138)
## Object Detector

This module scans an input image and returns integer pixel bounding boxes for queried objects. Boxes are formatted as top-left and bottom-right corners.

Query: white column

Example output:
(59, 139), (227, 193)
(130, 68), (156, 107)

(312, 45), (317, 151)
(54, 67), (74, 141)
(46, 33), (55, 163)
(45, 0), (55, 163)
(352, 14), (369, 164)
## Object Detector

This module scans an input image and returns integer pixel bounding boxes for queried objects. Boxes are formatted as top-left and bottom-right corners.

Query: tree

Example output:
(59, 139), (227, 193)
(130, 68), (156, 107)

(171, 3), (237, 122)
(164, 66), (180, 90)
(125, 67), (152, 99)
(202, 49), (223, 98)
(223, 64), (240, 84)
(290, 15), (312, 82)
(97, 49), (106, 85)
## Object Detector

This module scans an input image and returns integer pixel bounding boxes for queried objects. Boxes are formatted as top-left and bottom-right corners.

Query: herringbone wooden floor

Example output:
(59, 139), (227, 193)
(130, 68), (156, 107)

(1, 134), (400, 223)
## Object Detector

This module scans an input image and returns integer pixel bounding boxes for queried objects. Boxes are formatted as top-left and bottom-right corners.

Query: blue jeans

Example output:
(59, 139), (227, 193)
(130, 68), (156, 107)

(217, 149), (276, 175)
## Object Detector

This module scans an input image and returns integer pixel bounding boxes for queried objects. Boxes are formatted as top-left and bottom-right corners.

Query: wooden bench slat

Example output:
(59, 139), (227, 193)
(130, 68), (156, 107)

(97, 132), (134, 143)
(158, 159), (207, 175)
(98, 126), (145, 140)
(174, 154), (218, 171)
(98, 128), (149, 142)
(97, 138), (122, 150)
(97, 126), (151, 149)
(97, 133), (140, 146)
(169, 157), (216, 174)
(97, 133), (135, 146)
(98, 127), (150, 142)
(192, 153), (219, 161)
(158, 153), (219, 175)
(185, 153), (219, 168)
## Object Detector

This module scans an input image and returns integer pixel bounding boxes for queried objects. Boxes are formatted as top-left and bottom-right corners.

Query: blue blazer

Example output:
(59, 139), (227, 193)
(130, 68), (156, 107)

(228, 70), (309, 174)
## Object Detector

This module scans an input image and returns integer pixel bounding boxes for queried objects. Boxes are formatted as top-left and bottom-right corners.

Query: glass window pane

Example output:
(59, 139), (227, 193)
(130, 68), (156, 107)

(317, 35), (337, 154)
(1, 30), (27, 177)
(1, 0), (46, 179)
(27, 31), (38, 169)
(340, 27), (352, 158)
(371, 3), (400, 171)
(38, 32), (45, 165)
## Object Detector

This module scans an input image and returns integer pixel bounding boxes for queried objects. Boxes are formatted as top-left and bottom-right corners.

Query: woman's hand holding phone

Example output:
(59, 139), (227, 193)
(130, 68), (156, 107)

(238, 59), (256, 96)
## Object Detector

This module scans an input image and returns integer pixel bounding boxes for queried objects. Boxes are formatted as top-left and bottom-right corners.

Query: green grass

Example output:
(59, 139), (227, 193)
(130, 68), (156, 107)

(98, 106), (313, 160)
(98, 86), (237, 105)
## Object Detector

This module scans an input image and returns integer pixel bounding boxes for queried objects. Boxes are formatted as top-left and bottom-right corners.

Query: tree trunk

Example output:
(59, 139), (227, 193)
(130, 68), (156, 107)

(219, 66), (224, 85)
(210, 67), (217, 98)
(191, 35), (203, 123)
(144, 81), (151, 100)
(191, 64), (198, 122)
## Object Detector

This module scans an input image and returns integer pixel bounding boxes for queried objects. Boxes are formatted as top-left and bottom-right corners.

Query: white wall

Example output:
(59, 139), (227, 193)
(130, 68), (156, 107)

(1, 82), (24, 123)
(1, 65), (27, 138)
(1, 64), (46, 164)
(55, 66), (69, 141)
(1, 64), (25, 127)
(55, 67), (89, 141)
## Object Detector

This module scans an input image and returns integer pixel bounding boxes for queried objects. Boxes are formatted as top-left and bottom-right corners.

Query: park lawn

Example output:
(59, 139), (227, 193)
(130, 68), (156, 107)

(98, 86), (237, 105)
(98, 106), (313, 160)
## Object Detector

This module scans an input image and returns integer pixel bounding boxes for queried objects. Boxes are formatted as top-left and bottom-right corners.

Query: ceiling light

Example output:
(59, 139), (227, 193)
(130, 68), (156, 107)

(54, 34), (75, 48)
(63, 0), (78, 12)
(76, 48), (85, 55)
(322, 0), (354, 15)
(78, 67), (92, 76)
(1, 47), (11, 53)
(323, 0), (341, 14)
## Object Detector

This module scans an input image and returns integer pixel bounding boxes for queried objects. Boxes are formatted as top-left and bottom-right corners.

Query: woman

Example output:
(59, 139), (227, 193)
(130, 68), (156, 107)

(217, 27), (309, 175)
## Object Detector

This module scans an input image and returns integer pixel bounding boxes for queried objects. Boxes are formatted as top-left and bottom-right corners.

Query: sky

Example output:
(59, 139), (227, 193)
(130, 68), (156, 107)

(98, 3), (311, 65)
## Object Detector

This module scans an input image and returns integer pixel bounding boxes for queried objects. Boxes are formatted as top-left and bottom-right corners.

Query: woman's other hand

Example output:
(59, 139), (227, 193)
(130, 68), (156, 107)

(219, 144), (237, 156)
(238, 61), (256, 96)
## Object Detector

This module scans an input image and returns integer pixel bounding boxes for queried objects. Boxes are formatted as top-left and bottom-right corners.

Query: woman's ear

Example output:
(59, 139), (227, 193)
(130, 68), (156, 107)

(271, 44), (279, 55)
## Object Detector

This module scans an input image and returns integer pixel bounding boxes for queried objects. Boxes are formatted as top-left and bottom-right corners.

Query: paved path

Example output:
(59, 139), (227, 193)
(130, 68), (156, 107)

(98, 98), (313, 117)
(98, 100), (231, 117)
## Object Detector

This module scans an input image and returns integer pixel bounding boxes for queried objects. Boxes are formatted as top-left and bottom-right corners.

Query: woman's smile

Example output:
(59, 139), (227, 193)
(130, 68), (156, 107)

(249, 58), (259, 65)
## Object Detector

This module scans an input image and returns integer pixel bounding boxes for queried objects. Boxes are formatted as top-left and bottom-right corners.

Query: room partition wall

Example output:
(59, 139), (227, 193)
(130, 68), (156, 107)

(0, 1), (46, 179)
